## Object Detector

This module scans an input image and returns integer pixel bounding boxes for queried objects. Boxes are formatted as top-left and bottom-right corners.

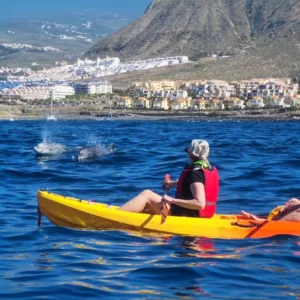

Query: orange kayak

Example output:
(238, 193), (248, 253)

(37, 190), (300, 239)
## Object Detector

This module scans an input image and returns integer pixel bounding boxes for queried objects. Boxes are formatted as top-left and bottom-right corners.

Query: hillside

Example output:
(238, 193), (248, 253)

(85, 0), (300, 81)
(0, 13), (130, 68)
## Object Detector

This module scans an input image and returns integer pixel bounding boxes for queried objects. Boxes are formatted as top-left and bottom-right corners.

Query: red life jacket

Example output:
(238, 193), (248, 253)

(176, 165), (219, 218)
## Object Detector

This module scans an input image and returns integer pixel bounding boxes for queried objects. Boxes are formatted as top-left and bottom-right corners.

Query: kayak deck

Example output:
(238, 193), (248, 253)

(37, 190), (300, 239)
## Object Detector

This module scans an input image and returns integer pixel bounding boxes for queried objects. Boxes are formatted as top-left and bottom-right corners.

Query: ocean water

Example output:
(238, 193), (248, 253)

(1, 119), (300, 299)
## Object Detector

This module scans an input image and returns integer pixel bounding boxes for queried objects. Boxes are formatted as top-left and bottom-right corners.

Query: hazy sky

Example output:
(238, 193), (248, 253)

(0, 0), (151, 19)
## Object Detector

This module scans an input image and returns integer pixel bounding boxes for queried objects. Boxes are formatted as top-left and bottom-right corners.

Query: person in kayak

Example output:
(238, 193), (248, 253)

(119, 139), (220, 218)
(241, 198), (300, 221)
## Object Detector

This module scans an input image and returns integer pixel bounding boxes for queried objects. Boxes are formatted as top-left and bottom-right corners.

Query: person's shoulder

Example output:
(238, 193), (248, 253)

(191, 168), (205, 177)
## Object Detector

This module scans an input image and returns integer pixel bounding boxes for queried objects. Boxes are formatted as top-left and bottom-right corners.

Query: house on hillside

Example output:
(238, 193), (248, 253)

(133, 97), (151, 109)
(138, 89), (187, 100)
(209, 99), (224, 111)
(284, 97), (300, 108)
(231, 98), (245, 109)
(247, 97), (265, 108)
(145, 80), (178, 91)
(191, 99), (206, 111)
(153, 97), (169, 110)
(269, 96), (285, 108)
(118, 96), (133, 108)
(171, 98), (191, 110)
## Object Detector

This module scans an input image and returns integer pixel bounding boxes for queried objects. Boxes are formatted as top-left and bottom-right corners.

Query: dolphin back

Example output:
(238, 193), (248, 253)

(77, 144), (115, 161)
(34, 142), (67, 155)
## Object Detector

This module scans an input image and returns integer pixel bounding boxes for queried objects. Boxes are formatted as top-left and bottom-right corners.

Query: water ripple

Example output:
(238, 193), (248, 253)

(0, 120), (300, 299)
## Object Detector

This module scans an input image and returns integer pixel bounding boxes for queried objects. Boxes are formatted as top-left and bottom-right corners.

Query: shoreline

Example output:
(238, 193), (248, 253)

(2, 114), (300, 122)
(1, 104), (300, 121)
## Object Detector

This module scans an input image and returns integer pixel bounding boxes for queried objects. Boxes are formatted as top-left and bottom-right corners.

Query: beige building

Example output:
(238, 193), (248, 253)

(181, 80), (206, 89)
(171, 98), (191, 110)
(247, 97), (265, 108)
(134, 97), (151, 109)
(118, 96), (133, 108)
(3, 86), (51, 100)
(231, 98), (245, 109)
(209, 99), (224, 111)
(267, 96), (285, 108)
(153, 97), (169, 110)
(145, 80), (178, 91)
(191, 99), (206, 111)
(286, 97), (300, 107)
(139, 89), (188, 100)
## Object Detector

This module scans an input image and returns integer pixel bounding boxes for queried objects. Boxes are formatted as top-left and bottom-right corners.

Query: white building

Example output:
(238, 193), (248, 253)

(74, 81), (112, 95)
(51, 85), (75, 100)
(139, 89), (188, 100)
(247, 98), (265, 108)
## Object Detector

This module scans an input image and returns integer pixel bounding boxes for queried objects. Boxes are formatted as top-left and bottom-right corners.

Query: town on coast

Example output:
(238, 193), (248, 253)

(1, 55), (299, 121)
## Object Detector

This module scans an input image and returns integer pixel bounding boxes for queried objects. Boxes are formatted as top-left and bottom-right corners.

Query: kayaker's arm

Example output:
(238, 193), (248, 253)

(164, 182), (206, 210)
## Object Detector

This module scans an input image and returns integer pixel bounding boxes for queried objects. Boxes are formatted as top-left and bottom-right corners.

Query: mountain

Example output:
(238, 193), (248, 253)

(0, 13), (131, 68)
(85, 0), (300, 80)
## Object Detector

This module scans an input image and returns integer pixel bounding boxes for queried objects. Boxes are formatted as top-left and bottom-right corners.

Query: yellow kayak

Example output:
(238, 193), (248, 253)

(37, 190), (300, 239)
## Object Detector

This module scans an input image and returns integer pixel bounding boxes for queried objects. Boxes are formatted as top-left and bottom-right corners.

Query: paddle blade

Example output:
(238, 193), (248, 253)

(267, 205), (284, 221)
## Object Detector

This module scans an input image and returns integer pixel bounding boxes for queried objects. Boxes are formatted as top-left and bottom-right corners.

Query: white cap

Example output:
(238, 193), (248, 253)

(184, 139), (209, 160)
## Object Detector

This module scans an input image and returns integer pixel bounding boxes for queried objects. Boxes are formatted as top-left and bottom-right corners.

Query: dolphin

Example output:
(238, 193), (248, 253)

(34, 142), (68, 156)
(77, 143), (115, 162)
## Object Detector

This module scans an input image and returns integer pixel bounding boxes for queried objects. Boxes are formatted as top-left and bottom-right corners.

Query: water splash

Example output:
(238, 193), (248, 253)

(41, 130), (53, 143)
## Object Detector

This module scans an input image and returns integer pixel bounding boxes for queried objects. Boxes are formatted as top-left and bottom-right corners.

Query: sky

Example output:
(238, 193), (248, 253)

(0, 0), (151, 19)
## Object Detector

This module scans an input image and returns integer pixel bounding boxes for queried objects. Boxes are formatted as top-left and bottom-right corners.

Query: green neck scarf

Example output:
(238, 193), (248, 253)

(193, 159), (211, 169)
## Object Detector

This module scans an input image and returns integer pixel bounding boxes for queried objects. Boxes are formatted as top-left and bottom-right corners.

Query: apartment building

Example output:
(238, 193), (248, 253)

(51, 85), (75, 100)
(74, 81), (112, 95)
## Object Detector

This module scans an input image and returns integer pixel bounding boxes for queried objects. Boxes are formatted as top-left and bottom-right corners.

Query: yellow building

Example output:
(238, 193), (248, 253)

(133, 97), (151, 109)
(153, 97), (169, 110)
(191, 99), (206, 111)
(229, 97), (245, 109)
(118, 96), (133, 108)
(145, 80), (178, 91)
(209, 99), (224, 110)
(171, 98), (191, 110)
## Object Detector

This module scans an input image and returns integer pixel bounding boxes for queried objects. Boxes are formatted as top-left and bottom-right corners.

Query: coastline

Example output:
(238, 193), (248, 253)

(1, 104), (300, 121)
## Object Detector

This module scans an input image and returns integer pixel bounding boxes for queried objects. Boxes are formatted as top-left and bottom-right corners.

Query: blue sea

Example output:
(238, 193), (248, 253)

(1, 119), (300, 299)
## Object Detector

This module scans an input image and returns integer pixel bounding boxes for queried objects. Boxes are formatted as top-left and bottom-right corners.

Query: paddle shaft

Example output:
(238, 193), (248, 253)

(161, 174), (171, 224)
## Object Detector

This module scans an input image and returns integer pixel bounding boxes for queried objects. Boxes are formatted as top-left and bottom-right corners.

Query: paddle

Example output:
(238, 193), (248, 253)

(161, 174), (171, 224)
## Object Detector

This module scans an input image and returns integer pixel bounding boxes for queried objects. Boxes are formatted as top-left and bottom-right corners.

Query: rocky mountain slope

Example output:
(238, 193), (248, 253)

(85, 0), (300, 80)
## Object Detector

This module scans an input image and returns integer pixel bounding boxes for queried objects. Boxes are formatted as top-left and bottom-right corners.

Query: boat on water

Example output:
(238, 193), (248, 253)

(47, 115), (57, 121)
(37, 190), (300, 239)
(47, 99), (57, 121)
(9, 107), (14, 121)
(105, 99), (113, 120)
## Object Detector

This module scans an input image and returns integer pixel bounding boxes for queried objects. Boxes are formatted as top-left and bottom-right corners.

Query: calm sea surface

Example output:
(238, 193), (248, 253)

(1, 119), (300, 299)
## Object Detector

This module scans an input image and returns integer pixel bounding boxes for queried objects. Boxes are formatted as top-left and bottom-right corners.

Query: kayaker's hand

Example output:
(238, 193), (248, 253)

(162, 180), (177, 190)
(241, 210), (263, 221)
(162, 194), (175, 204)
